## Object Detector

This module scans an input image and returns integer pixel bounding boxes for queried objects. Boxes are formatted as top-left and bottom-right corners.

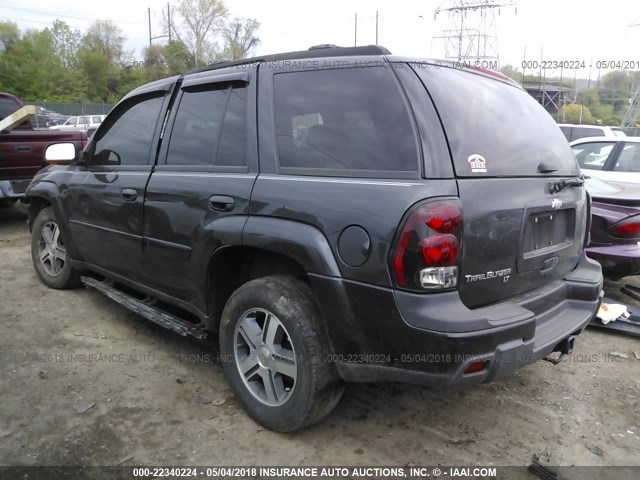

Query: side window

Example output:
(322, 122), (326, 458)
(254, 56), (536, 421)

(92, 116), (102, 124)
(216, 87), (247, 167)
(166, 87), (228, 166)
(66, 117), (77, 126)
(613, 143), (640, 172)
(558, 126), (571, 141)
(78, 116), (88, 124)
(273, 67), (418, 176)
(572, 127), (604, 141)
(571, 142), (615, 170)
(90, 94), (164, 167)
(166, 85), (247, 168)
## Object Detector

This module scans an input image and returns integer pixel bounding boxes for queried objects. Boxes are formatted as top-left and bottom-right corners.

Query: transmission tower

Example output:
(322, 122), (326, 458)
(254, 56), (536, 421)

(622, 83), (640, 128)
(622, 22), (640, 127)
(433, 1), (516, 67)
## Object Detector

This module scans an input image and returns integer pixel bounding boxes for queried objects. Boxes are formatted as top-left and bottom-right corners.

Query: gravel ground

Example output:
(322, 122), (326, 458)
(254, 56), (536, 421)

(1, 203), (639, 472)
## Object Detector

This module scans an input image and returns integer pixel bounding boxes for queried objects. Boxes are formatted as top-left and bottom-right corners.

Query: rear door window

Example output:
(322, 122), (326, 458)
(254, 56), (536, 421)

(413, 65), (580, 177)
(613, 143), (640, 172)
(273, 67), (419, 177)
(571, 142), (616, 170)
(165, 85), (247, 168)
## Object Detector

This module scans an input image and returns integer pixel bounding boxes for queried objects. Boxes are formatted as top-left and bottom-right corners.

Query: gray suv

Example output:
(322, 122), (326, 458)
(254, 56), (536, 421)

(26, 45), (602, 431)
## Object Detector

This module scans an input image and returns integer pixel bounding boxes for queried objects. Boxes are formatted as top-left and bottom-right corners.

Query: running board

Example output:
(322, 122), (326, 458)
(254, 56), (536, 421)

(81, 276), (207, 340)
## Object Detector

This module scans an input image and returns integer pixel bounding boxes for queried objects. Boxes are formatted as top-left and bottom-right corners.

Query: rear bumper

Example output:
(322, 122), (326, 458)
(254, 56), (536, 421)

(0, 179), (31, 200)
(311, 252), (602, 387)
(586, 243), (640, 279)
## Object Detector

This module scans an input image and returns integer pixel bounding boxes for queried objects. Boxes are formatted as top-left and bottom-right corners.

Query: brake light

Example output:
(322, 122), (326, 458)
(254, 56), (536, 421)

(610, 215), (640, 238)
(392, 199), (462, 290)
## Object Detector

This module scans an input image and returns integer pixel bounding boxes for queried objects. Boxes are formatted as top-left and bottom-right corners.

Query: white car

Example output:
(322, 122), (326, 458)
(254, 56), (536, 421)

(559, 123), (626, 142)
(571, 136), (640, 184)
(49, 115), (105, 132)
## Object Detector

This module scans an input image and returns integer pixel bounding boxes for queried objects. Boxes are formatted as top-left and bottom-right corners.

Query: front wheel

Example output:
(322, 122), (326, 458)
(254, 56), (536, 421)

(31, 207), (81, 289)
(220, 276), (343, 432)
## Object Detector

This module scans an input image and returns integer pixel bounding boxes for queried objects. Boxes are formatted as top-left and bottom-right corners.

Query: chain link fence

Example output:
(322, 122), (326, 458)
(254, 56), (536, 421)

(29, 102), (115, 116)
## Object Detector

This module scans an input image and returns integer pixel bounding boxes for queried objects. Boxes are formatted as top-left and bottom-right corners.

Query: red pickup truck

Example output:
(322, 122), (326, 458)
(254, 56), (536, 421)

(0, 93), (87, 206)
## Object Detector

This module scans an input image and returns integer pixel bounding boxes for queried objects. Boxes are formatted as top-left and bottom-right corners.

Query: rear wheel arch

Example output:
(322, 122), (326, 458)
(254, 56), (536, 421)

(206, 246), (309, 330)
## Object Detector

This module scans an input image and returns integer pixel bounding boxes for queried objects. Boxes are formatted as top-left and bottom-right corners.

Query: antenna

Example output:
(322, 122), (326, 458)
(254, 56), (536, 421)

(433, 0), (517, 68)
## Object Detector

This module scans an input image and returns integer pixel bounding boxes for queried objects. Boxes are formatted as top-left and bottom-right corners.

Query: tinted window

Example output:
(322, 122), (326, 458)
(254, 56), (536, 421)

(216, 87), (247, 167)
(414, 66), (580, 176)
(0, 97), (29, 129)
(613, 143), (640, 172)
(90, 94), (164, 167)
(166, 87), (229, 166)
(572, 127), (604, 141)
(571, 142), (615, 170)
(274, 67), (418, 175)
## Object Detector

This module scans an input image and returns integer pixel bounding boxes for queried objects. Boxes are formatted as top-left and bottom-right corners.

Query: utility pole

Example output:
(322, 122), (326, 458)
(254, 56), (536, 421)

(354, 13), (358, 46)
(148, 7), (152, 47)
(375, 11), (379, 44)
(167, 2), (172, 42)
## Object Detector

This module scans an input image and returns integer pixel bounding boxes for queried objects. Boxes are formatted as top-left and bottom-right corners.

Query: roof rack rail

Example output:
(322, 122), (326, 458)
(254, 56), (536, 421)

(186, 45), (391, 75)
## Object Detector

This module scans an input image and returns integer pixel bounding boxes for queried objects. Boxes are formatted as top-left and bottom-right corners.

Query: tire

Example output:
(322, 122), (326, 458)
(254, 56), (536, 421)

(220, 275), (344, 432)
(31, 207), (81, 289)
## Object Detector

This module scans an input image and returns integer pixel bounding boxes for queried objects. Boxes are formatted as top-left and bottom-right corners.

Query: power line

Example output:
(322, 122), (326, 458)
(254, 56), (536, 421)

(0, 4), (144, 26)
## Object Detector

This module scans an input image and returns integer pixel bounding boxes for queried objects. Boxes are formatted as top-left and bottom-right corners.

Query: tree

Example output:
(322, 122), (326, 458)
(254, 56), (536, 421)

(0, 21), (19, 51)
(222, 18), (260, 60)
(559, 104), (594, 124)
(168, 0), (228, 65)
(47, 20), (81, 68)
(500, 64), (522, 83)
(82, 20), (126, 65)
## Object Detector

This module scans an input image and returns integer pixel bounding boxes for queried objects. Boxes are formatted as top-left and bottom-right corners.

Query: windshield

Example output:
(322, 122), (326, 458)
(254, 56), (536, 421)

(412, 65), (580, 177)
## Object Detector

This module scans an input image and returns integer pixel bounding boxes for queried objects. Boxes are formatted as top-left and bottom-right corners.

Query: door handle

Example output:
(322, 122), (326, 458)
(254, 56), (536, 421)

(209, 195), (235, 212)
(121, 188), (138, 201)
(15, 145), (32, 153)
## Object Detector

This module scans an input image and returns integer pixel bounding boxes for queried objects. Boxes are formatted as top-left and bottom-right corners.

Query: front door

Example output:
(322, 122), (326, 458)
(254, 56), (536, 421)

(65, 90), (170, 282)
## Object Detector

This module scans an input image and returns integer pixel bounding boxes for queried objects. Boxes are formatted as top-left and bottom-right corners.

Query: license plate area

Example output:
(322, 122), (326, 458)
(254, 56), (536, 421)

(519, 208), (576, 271)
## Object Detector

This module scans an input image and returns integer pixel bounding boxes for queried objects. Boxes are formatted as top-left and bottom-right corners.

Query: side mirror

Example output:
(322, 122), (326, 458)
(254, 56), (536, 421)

(44, 142), (77, 165)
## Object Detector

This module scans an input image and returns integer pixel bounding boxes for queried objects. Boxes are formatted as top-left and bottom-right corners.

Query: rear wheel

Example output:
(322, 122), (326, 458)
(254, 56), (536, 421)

(220, 276), (343, 432)
(31, 207), (81, 289)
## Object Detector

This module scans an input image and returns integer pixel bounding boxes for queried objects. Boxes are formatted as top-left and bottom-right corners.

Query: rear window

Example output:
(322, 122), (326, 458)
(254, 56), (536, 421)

(572, 127), (604, 141)
(413, 65), (580, 177)
(273, 67), (419, 177)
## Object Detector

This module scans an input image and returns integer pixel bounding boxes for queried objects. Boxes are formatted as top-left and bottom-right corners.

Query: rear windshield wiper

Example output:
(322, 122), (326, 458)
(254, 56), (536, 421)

(548, 176), (584, 194)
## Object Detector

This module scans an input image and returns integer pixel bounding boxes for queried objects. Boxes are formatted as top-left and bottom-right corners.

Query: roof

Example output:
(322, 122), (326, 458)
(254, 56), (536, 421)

(570, 136), (640, 145)
(187, 45), (392, 75)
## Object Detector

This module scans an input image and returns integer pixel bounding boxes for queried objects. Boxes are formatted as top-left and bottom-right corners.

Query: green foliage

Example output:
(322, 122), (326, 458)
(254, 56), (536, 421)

(559, 104), (594, 124)
(0, 5), (260, 105)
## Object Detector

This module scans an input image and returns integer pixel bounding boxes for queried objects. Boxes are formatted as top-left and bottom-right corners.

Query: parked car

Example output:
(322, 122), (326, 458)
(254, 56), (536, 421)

(49, 114), (105, 132)
(559, 123), (626, 142)
(585, 176), (640, 278)
(0, 92), (87, 207)
(571, 137), (640, 184)
(25, 45), (602, 431)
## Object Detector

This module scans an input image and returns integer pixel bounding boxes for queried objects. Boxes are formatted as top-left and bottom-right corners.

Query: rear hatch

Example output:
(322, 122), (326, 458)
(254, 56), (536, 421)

(411, 64), (587, 308)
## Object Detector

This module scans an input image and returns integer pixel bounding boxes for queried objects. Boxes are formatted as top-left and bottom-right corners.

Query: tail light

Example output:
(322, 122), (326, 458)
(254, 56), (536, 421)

(583, 192), (592, 247)
(610, 215), (640, 239)
(392, 199), (463, 291)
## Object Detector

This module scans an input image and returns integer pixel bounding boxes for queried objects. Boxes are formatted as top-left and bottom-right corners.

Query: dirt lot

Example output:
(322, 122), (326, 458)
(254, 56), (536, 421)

(1, 203), (639, 470)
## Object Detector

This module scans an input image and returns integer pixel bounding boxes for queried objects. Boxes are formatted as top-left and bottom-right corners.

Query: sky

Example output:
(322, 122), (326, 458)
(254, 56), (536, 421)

(1, 0), (639, 79)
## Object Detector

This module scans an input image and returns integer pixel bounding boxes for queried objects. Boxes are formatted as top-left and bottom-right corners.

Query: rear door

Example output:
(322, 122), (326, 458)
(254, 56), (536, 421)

(141, 67), (257, 314)
(412, 65), (589, 308)
(65, 90), (170, 281)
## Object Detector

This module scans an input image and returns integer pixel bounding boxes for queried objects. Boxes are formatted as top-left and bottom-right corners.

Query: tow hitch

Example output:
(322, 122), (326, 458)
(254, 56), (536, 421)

(543, 335), (575, 365)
